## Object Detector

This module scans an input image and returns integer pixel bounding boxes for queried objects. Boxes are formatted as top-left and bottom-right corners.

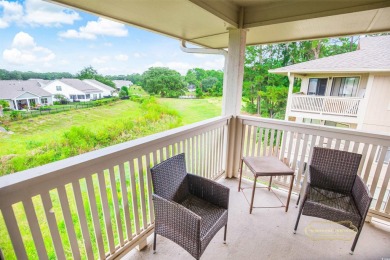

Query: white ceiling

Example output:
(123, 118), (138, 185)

(48, 0), (390, 48)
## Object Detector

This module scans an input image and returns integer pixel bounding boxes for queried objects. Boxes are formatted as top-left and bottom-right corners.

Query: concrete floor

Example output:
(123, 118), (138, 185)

(124, 178), (390, 260)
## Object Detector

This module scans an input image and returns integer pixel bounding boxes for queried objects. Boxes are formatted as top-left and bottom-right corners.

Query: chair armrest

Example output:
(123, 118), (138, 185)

(352, 176), (373, 218)
(187, 174), (230, 209)
(153, 194), (201, 239)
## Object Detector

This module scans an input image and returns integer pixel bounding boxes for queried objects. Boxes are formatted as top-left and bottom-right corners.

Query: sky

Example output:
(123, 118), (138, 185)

(0, 0), (225, 75)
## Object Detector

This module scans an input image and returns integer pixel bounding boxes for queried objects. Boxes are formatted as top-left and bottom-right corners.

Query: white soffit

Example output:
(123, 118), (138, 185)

(47, 0), (390, 47)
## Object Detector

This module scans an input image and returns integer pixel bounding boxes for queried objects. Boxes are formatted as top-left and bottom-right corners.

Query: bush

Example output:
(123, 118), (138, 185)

(0, 100), (10, 109)
(9, 111), (21, 121)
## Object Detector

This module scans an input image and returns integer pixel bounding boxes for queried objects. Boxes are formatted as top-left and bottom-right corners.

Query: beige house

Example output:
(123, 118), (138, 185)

(270, 36), (390, 134)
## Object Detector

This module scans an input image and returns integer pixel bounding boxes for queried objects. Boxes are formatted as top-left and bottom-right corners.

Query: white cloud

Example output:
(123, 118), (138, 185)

(59, 18), (128, 40)
(115, 54), (128, 61)
(0, 1), (23, 28)
(23, 0), (80, 27)
(3, 32), (55, 65)
(0, 0), (80, 28)
(92, 55), (110, 64)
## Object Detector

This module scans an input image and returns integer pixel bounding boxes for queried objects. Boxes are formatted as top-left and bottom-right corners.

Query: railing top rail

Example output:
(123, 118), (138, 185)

(292, 94), (363, 100)
(238, 115), (390, 144)
(0, 116), (231, 193)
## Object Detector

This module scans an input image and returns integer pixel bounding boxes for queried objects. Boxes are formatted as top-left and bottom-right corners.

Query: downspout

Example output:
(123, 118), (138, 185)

(180, 40), (227, 58)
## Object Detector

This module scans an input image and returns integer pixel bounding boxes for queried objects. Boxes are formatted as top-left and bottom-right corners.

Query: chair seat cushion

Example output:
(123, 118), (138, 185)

(302, 186), (362, 229)
(180, 194), (228, 239)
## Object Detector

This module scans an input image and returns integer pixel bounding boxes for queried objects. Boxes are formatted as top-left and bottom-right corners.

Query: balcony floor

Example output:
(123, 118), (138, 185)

(124, 178), (390, 260)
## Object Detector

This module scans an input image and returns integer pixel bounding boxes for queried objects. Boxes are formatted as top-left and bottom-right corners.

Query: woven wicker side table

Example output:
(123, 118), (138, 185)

(238, 156), (295, 213)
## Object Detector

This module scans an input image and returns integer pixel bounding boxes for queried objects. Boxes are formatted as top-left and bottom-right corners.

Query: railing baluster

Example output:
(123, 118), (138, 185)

(263, 128), (269, 156)
(97, 170), (115, 254)
(363, 145), (378, 183)
(72, 180), (94, 259)
(269, 129), (275, 157)
(109, 166), (124, 246)
(85, 175), (105, 259)
(57, 185), (81, 259)
(145, 153), (155, 223)
(370, 146), (388, 198)
(137, 157), (148, 231)
(2, 205), (28, 259)
(118, 163), (132, 241)
(129, 160), (141, 235)
(251, 126), (257, 156)
(257, 127), (264, 156)
(41, 191), (66, 260)
(376, 164), (390, 211)
(23, 198), (48, 259)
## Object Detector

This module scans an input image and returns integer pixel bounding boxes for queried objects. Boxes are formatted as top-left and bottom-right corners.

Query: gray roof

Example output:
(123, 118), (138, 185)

(28, 79), (52, 87)
(59, 78), (102, 94)
(0, 80), (52, 99)
(113, 80), (133, 88)
(83, 79), (114, 92)
(270, 36), (390, 75)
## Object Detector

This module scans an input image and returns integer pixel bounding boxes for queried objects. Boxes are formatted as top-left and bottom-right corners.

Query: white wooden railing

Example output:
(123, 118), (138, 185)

(238, 115), (390, 221)
(0, 116), (229, 259)
(291, 95), (362, 117)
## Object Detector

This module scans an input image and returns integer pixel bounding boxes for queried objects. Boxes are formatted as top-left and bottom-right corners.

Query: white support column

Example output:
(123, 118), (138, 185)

(357, 74), (374, 130)
(284, 72), (295, 121)
(223, 28), (247, 178)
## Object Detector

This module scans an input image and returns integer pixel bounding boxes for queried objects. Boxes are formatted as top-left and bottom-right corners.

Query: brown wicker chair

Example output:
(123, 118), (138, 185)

(151, 153), (229, 259)
(294, 147), (372, 255)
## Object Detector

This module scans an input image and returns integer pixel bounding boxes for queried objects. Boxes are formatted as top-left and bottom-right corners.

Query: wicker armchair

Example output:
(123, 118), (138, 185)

(151, 153), (229, 259)
(294, 147), (372, 255)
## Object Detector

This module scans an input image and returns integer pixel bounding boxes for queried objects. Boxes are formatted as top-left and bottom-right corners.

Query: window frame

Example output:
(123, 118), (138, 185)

(330, 76), (361, 97)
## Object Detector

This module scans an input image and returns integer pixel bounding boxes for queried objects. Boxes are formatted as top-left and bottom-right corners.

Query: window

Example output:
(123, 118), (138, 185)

(324, 121), (349, 128)
(70, 95), (76, 100)
(77, 95), (84, 99)
(303, 118), (321, 124)
(376, 147), (390, 164)
(331, 77), (359, 97)
(56, 86), (62, 91)
(41, 98), (48, 105)
(86, 94), (90, 99)
(307, 78), (327, 96)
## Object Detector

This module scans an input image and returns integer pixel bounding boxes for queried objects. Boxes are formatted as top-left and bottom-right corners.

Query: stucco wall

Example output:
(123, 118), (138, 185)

(362, 75), (390, 134)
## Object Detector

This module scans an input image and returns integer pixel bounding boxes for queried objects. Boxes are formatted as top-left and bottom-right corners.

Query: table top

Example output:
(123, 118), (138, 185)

(243, 156), (294, 176)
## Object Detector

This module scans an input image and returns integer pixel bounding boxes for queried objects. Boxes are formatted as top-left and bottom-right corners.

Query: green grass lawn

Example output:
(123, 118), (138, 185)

(159, 97), (222, 124)
(128, 85), (149, 96)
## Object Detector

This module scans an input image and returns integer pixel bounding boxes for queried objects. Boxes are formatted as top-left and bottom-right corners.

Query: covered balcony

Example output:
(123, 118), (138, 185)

(1, 0), (390, 259)
(289, 94), (362, 123)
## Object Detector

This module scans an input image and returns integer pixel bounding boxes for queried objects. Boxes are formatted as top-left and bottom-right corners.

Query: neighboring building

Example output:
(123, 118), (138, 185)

(43, 78), (103, 102)
(28, 79), (51, 88)
(0, 80), (53, 110)
(188, 84), (196, 92)
(113, 80), (133, 90)
(83, 79), (117, 97)
(270, 36), (390, 134)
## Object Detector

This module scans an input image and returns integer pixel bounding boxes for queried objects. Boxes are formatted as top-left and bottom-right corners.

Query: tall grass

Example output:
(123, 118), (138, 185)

(0, 97), (181, 175)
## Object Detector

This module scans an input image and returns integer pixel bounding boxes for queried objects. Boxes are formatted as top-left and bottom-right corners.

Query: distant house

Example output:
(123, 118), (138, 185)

(83, 79), (117, 97)
(269, 35), (390, 133)
(43, 78), (103, 102)
(0, 80), (53, 110)
(188, 84), (196, 92)
(113, 80), (133, 90)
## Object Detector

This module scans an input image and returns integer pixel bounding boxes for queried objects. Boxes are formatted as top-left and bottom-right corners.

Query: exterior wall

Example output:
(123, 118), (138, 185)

(4, 99), (16, 110)
(83, 80), (112, 97)
(361, 74), (390, 134)
(43, 80), (95, 102)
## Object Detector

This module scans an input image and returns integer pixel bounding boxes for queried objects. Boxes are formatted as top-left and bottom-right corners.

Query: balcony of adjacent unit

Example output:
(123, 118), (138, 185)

(287, 76), (365, 125)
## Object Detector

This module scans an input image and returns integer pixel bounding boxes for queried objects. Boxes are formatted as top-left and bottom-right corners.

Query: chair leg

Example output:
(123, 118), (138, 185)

(153, 232), (157, 253)
(238, 159), (244, 192)
(268, 176), (272, 191)
(294, 203), (304, 234)
(223, 224), (227, 244)
(296, 193), (301, 207)
(350, 224), (365, 254)
(250, 176), (257, 214)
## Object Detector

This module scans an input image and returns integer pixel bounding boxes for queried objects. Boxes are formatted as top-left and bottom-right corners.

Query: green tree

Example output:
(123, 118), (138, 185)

(259, 86), (288, 119)
(120, 86), (129, 95)
(77, 66), (116, 88)
(142, 67), (187, 98)
(0, 100), (10, 108)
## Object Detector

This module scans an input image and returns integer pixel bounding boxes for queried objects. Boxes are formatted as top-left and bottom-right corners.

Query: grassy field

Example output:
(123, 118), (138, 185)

(0, 97), (221, 175)
(159, 97), (222, 124)
(0, 97), (222, 259)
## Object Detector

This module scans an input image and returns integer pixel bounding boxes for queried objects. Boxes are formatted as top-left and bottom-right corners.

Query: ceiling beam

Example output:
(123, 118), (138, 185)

(244, 1), (390, 28)
(188, 0), (239, 28)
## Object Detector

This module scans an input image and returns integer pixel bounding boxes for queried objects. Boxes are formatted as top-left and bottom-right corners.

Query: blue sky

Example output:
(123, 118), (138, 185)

(0, 0), (225, 75)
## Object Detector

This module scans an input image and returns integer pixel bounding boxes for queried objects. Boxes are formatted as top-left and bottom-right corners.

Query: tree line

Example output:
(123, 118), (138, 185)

(2, 35), (377, 119)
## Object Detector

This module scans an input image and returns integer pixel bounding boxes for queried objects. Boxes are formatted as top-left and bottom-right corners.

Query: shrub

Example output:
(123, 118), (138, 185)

(0, 100), (10, 109)
(9, 111), (21, 121)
